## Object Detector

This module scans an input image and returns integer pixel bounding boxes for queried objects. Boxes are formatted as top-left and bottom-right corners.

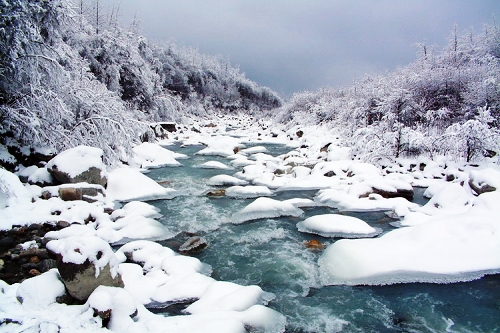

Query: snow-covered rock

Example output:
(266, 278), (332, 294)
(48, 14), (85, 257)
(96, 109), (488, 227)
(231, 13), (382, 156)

(46, 145), (107, 186)
(207, 174), (248, 186)
(318, 191), (500, 286)
(107, 167), (177, 202)
(232, 197), (303, 224)
(130, 142), (186, 169)
(0, 168), (32, 209)
(47, 236), (124, 301)
(297, 214), (381, 238)
(225, 185), (273, 198)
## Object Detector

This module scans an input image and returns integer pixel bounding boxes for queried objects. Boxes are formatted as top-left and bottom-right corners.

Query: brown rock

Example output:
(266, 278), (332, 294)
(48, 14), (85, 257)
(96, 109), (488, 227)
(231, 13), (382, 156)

(304, 239), (325, 251)
(58, 187), (82, 201)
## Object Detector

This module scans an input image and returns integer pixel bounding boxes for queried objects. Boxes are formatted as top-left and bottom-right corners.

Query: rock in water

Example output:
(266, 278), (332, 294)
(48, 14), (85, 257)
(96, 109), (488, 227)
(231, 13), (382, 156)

(179, 236), (208, 253)
(46, 145), (107, 186)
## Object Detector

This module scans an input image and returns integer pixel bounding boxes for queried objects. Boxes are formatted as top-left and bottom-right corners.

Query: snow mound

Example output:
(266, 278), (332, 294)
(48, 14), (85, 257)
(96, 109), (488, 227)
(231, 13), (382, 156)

(196, 136), (242, 156)
(0, 168), (32, 209)
(232, 197), (303, 224)
(297, 214), (381, 238)
(318, 191), (500, 286)
(107, 167), (177, 201)
(198, 161), (233, 170)
(16, 269), (66, 309)
(130, 142), (185, 168)
(207, 174), (248, 186)
(419, 182), (471, 215)
(47, 236), (121, 277)
(185, 281), (275, 314)
(46, 145), (107, 179)
(225, 185), (273, 198)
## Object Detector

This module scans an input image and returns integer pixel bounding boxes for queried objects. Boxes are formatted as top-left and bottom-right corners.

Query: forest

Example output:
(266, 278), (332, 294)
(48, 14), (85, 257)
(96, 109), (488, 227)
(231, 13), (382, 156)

(0, 0), (281, 165)
(1, 0), (499, 167)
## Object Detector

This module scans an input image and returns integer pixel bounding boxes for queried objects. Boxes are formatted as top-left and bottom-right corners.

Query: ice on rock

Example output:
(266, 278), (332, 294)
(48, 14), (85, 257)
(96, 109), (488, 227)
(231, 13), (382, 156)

(198, 161), (233, 170)
(225, 185), (273, 198)
(318, 191), (500, 286)
(297, 214), (381, 238)
(130, 142), (185, 168)
(207, 174), (248, 186)
(107, 167), (177, 201)
(232, 197), (304, 224)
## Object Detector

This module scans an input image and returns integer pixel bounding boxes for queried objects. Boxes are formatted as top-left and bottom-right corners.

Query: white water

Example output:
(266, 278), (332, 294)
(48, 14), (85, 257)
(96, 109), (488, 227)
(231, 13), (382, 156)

(147, 143), (500, 333)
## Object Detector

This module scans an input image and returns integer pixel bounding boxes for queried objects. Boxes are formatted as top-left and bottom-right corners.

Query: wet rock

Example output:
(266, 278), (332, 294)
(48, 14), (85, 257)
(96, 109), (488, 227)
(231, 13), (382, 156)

(296, 130), (304, 138)
(28, 268), (40, 276)
(304, 239), (325, 251)
(179, 236), (208, 254)
(206, 189), (226, 197)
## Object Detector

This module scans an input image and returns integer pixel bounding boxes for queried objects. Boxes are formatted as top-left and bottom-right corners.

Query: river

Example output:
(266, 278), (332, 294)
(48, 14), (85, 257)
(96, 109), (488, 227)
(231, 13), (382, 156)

(146, 142), (500, 333)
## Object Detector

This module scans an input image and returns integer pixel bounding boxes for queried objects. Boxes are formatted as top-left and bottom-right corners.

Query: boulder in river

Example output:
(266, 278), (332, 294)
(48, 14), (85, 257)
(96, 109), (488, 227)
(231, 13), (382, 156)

(46, 146), (107, 187)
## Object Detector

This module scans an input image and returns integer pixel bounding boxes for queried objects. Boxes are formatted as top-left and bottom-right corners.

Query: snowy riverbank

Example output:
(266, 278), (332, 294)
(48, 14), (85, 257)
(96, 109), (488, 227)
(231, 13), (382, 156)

(1, 115), (500, 332)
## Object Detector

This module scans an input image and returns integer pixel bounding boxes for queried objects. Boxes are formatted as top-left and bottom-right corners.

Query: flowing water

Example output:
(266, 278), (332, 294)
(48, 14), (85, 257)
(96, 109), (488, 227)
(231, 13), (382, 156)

(147, 142), (500, 333)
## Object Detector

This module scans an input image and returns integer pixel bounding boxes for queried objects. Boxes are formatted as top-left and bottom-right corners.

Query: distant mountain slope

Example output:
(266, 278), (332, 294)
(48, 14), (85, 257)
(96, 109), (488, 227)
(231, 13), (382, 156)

(0, 0), (281, 165)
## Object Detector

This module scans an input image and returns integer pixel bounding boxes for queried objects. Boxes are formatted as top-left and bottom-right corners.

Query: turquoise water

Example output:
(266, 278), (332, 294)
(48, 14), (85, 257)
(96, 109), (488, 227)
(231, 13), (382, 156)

(148, 142), (500, 333)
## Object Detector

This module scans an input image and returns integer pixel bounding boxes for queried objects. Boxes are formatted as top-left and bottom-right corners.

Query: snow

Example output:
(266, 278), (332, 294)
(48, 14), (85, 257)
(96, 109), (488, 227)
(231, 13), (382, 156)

(225, 185), (273, 198)
(232, 197), (304, 224)
(184, 281), (275, 314)
(130, 142), (186, 169)
(196, 136), (242, 157)
(46, 236), (122, 278)
(207, 174), (248, 186)
(107, 167), (177, 202)
(198, 161), (233, 170)
(319, 191), (500, 286)
(297, 214), (381, 238)
(15, 269), (66, 309)
(46, 145), (106, 178)
(0, 168), (32, 209)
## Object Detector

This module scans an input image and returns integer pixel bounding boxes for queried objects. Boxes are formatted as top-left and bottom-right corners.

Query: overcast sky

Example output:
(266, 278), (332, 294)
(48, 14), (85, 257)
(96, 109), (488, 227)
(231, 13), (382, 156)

(99, 0), (499, 96)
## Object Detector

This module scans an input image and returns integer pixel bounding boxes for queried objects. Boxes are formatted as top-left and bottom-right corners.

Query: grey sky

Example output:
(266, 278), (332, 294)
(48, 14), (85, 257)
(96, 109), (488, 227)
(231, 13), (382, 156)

(99, 0), (499, 96)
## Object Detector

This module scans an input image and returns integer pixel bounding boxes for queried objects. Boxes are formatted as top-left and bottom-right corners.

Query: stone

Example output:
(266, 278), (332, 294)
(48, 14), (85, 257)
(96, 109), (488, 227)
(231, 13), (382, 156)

(56, 258), (124, 301)
(179, 236), (208, 254)
(296, 130), (304, 138)
(28, 268), (40, 276)
(58, 187), (82, 201)
(46, 146), (107, 186)
(320, 143), (332, 153)
(371, 187), (414, 200)
(324, 171), (336, 177)
(304, 239), (325, 251)
(206, 189), (226, 197)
